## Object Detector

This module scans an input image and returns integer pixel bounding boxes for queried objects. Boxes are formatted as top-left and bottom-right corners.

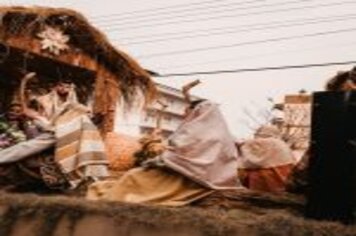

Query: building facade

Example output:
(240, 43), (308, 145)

(114, 83), (202, 138)
(272, 93), (311, 160)
(283, 94), (311, 149)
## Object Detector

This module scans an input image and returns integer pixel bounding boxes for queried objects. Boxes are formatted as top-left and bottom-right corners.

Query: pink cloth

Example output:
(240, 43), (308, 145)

(238, 138), (297, 169)
(238, 126), (297, 169)
(161, 101), (241, 190)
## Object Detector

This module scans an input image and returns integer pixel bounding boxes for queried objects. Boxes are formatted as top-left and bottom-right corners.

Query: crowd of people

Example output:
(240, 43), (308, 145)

(1, 67), (355, 206)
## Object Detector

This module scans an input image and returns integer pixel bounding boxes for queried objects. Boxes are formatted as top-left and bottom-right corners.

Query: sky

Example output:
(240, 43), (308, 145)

(2, 0), (356, 138)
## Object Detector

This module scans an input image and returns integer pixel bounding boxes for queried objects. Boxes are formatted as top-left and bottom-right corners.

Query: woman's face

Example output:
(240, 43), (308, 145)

(55, 82), (72, 96)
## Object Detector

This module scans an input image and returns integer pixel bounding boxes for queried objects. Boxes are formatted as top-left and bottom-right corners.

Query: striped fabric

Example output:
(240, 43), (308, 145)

(54, 105), (109, 188)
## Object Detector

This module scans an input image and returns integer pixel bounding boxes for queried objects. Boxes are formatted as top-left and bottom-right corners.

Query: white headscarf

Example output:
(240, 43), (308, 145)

(238, 125), (297, 169)
(161, 100), (242, 190)
(36, 84), (79, 121)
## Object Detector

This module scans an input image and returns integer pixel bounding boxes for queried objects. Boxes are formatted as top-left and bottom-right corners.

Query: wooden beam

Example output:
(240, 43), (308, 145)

(0, 42), (96, 86)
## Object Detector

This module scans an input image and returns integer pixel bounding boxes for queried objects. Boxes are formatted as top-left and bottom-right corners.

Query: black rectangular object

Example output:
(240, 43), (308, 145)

(306, 91), (356, 223)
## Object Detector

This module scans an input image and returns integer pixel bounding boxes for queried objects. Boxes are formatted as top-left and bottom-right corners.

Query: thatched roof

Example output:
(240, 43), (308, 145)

(0, 6), (156, 106)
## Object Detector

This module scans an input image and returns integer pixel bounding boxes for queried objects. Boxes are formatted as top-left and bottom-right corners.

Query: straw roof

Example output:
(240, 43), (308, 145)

(0, 6), (157, 132)
(0, 6), (156, 105)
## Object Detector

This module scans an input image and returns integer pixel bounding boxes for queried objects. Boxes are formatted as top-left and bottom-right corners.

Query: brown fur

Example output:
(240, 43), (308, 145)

(0, 190), (355, 236)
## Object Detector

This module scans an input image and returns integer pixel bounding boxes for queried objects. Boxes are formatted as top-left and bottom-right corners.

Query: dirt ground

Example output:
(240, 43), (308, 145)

(0, 189), (355, 236)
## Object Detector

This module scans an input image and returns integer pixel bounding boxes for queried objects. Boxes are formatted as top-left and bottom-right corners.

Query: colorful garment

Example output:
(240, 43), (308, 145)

(35, 87), (108, 188)
(238, 125), (297, 193)
(161, 100), (242, 190)
(0, 112), (65, 192)
(0, 115), (27, 150)
(0, 150), (68, 192)
(36, 86), (82, 121)
(54, 103), (109, 188)
(0, 86), (108, 190)
(87, 100), (242, 206)
(286, 148), (310, 194)
(88, 168), (213, 206)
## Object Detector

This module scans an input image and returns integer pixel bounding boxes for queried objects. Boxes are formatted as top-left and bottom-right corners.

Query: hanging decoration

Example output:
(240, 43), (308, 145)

(37, 26), (70, 55)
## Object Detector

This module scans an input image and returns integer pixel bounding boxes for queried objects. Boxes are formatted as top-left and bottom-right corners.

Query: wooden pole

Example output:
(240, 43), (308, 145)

(182, 79), (201, 103)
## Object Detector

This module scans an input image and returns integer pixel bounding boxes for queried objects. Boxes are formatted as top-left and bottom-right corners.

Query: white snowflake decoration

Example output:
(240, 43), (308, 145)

(37, 26), (70, 55)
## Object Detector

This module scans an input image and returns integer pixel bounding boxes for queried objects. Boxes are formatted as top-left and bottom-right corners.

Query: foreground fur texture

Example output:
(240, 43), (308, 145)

(0, 190), (355, 236)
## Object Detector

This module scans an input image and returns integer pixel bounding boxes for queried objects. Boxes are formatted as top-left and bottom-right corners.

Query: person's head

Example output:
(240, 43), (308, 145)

(325, 68), (356, 91)
(54, 80), (72, 96)
(6, 103), (23, 121)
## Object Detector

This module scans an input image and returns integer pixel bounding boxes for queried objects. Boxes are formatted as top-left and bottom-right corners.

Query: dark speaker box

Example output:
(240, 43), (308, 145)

(306, 91), (356, 223)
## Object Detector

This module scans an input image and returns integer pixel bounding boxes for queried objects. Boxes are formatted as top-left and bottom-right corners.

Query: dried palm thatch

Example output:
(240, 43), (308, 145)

(0, 190), (355, 236)
(0, 6), (156, 132)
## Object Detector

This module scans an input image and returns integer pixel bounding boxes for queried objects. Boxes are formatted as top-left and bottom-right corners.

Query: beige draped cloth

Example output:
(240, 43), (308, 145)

(36, 87), (108, 188)
(87, 100), (241, 205)
(87, 168), (213, 206)
(54, 104), (109, 188)
(238, 126), (297, 192)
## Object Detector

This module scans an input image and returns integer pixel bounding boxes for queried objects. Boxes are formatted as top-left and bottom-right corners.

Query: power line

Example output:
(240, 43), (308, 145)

(101, 0), (355, 32)
(154, 41), (356, 71)
(137, 27), (356, 59)
(113, 13), (356, 42)
(97, 0), (310, 28)
(153, 60), (356, 77)
(118, 15), (356, 45)
(94, 0), (262, 24)
(91, 0), (237, 19)
(96, 0), (304, 27)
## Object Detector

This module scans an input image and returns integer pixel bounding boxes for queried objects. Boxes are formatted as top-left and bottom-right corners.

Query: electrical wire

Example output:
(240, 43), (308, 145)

(100, 0), (355, 32)
(112, 13), (356, 42)
(137, 27), (356, 59)
(153, 41), (356, 71)
(118, 15), (356, 45)
(153, 60), (356, 77)
(96, 0), (306, 26)
(92, 0), (257, 20)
